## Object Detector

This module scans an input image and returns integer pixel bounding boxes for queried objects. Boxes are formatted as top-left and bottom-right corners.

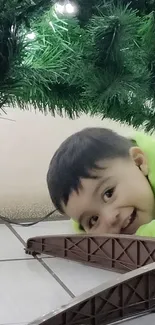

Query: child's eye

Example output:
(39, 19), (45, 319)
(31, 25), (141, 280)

(103, 188), (115, 202)
(88, 215), (98, 229)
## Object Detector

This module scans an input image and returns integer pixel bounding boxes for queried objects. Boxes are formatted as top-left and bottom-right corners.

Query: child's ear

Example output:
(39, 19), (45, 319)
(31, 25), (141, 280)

(129, 147), (148, 176)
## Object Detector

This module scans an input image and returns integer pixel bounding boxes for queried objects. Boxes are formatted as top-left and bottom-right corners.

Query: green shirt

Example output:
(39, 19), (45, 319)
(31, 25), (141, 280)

(133, 132), (155, 236)
(133, 132), (155, 196)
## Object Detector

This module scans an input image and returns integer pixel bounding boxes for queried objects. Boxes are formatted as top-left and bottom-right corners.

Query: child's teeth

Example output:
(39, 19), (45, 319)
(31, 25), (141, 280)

(122, 211), (136, 231)
(123, 218), (130, 229)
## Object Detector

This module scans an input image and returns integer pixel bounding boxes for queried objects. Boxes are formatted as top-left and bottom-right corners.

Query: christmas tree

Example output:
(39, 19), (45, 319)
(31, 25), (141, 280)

(2, 0), (155, 130)
(0, 0), (54, 108)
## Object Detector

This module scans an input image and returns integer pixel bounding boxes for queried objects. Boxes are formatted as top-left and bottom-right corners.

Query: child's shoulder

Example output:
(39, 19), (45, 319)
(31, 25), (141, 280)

(130, 131), (155, 151)
(131, 131), (155, 192)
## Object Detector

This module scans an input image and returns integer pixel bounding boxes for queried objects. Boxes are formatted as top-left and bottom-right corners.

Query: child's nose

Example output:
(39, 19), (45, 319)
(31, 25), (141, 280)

(100, 208), (120, 229)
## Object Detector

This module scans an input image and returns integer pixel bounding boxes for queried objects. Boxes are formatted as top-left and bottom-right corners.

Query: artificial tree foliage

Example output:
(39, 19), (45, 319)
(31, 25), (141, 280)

(1, 0), (155, 130)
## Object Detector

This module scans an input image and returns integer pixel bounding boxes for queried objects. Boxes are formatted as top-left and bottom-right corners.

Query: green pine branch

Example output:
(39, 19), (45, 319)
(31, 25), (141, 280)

(0, 0), (55, 83)
(1, 1), (155, 130)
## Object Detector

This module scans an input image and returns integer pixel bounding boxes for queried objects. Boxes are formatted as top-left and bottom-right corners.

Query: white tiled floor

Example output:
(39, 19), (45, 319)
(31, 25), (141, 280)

(1, 220), (154, 325)
(0, 225), (30, 260)
(43, 258), (117, 296)
(12, 220), (76, 241)
(0, 220), (119, 325)
(0, 259), (70, 324)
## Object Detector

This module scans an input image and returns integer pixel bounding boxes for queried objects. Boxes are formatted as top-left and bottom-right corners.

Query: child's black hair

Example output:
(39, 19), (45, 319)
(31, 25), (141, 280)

(47, 127), (132, 213)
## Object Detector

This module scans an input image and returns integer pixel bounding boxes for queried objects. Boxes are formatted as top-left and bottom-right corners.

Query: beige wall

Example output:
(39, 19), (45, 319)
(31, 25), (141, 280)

(0, 107), (134, 220)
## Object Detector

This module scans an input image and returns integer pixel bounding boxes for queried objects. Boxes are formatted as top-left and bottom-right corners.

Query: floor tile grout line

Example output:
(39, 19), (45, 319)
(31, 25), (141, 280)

(39, 259), (75, 298)
(6, 223), (25, 245)
(0, 257), (34, 262)
(6, 223), (75, 298)
(0, 323), (27, 325)
(0, 257), (55, 262)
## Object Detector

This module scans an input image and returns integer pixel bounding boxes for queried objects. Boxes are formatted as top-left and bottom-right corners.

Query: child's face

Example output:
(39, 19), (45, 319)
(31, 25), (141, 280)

(62, 147), (155, 235)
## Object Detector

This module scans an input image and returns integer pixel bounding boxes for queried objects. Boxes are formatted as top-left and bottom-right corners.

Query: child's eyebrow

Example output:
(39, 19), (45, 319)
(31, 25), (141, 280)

(92, 176), (112, 196)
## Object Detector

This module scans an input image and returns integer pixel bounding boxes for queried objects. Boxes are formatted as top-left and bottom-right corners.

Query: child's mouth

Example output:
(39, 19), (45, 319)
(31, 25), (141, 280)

(121, 208), (137, 232)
